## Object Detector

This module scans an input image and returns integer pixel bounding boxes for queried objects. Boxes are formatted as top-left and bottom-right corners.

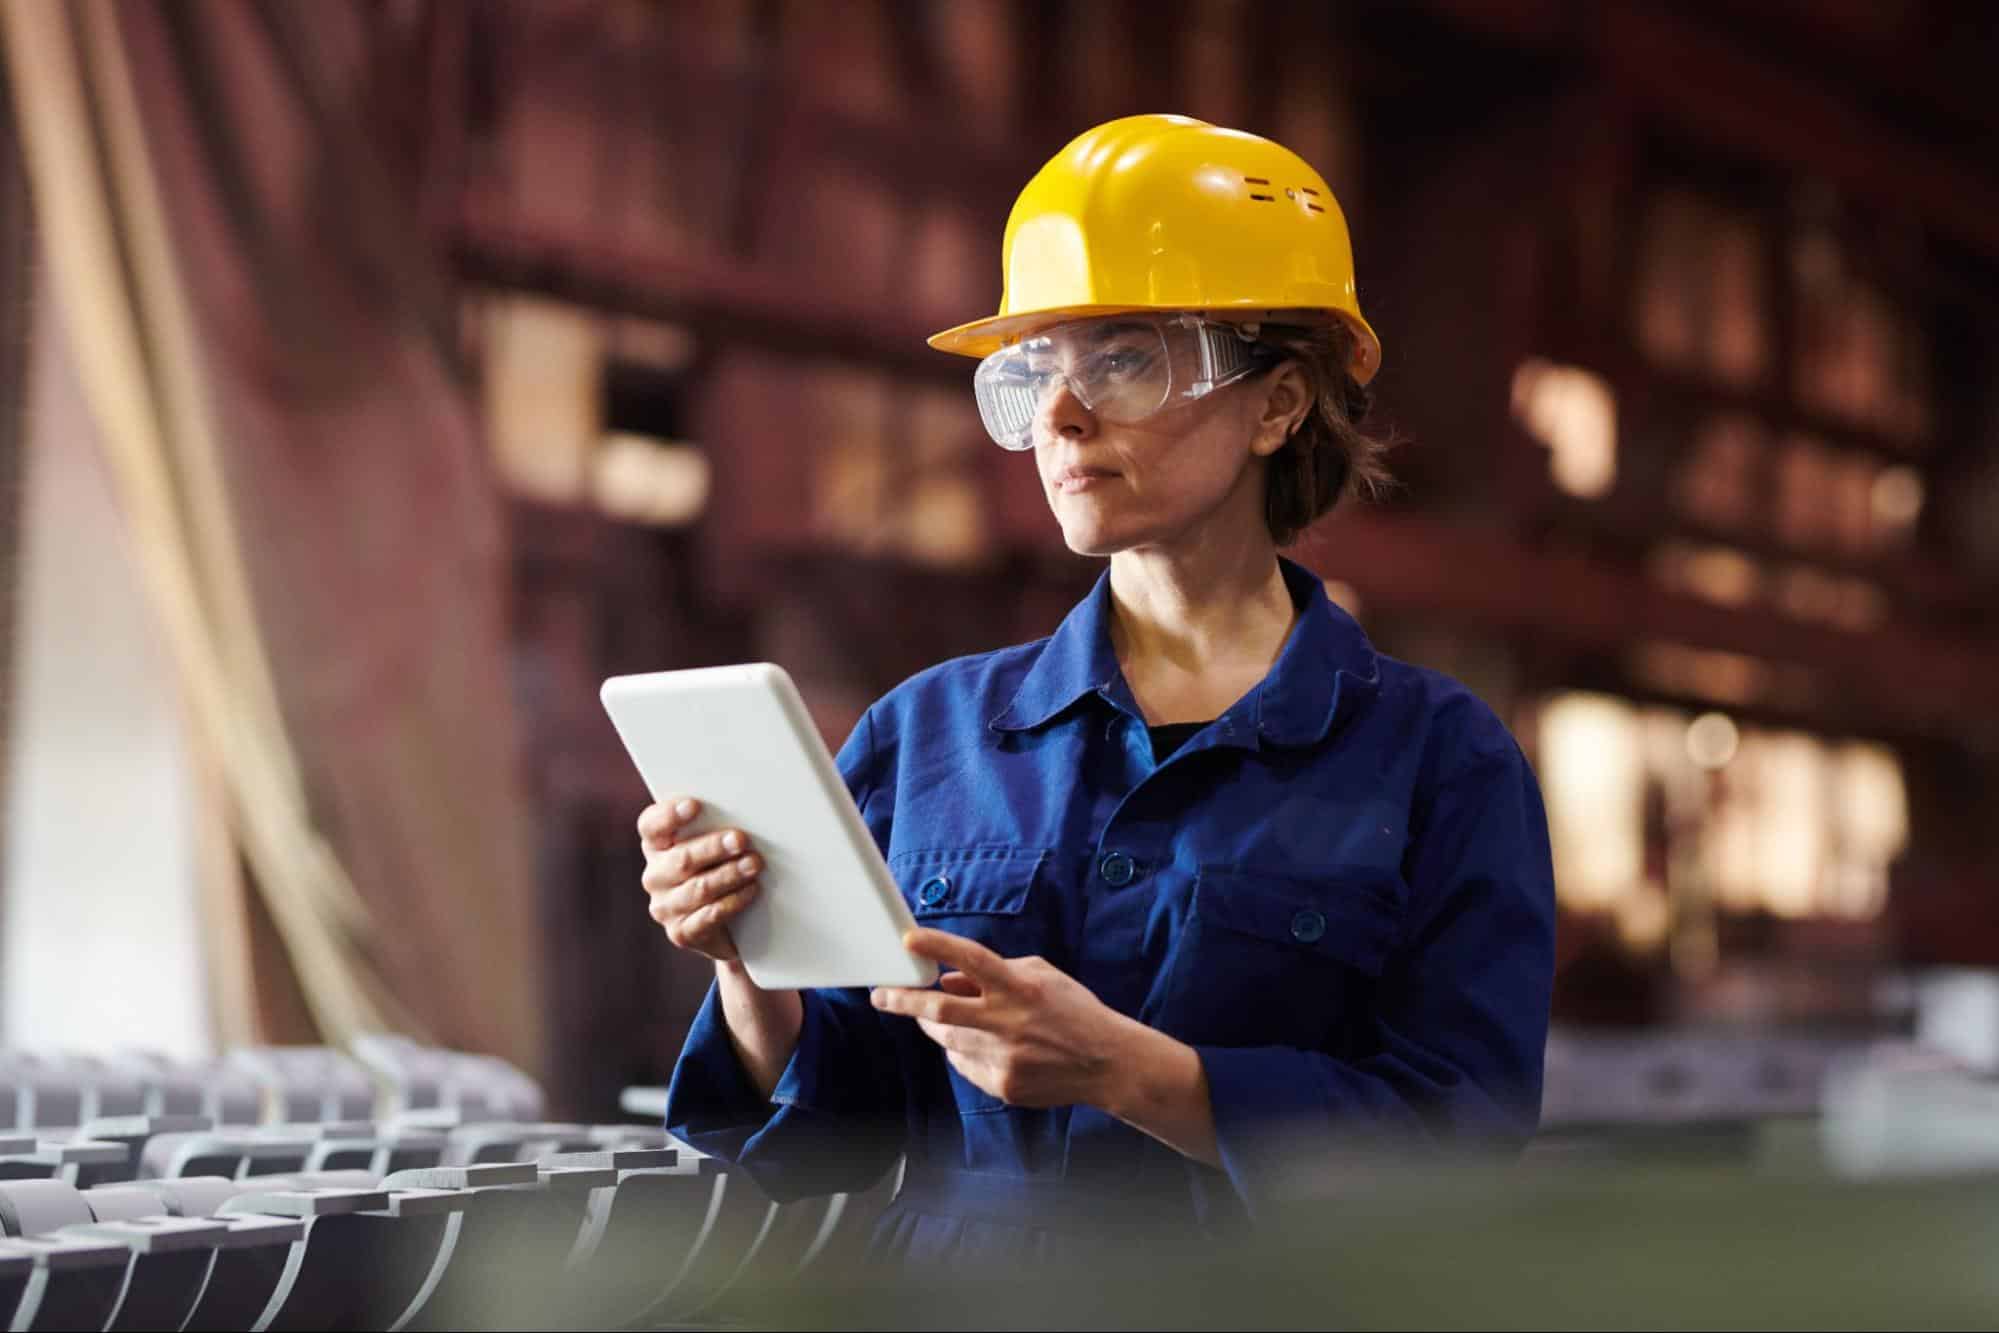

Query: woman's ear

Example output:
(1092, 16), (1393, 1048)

(1249, 361), (1313, 458)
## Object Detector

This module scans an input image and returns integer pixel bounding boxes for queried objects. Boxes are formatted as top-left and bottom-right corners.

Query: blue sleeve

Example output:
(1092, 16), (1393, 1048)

(1194, 740), (1556, 1214)
(662, 706), (910, 1200)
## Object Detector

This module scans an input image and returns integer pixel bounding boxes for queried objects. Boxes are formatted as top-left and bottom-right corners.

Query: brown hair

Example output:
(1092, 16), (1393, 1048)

(1253, 320), (1396, 545)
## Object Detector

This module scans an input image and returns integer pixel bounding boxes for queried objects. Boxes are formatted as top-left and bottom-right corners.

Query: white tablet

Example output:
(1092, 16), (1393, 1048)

(600, 663), (936, 991)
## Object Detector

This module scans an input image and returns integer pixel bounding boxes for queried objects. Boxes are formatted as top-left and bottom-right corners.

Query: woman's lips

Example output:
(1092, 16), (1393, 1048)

(1054, 468), (1118, 494)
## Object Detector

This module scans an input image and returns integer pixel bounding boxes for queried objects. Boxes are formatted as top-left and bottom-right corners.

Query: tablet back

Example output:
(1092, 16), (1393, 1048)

(600, 663), (936, 990)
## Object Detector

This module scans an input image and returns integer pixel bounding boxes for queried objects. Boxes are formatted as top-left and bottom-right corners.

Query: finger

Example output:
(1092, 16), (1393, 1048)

(682, 881), (759, 937)
(651, 873), (757, 927)
(869, 986), (985, 1027)
(636, 803), (673, 844)
(640, 846), (712, 896)
(901, 927), (1013, 989)
(913, 1015), (983, 1055)
(936, 972), (983, 998)
(940, 1047), (1000, 1098)
(662, 828), (753, 882)
(658, 899), (738, 960)
(637, 798), (700, 849)
(655, 853), (761, 914)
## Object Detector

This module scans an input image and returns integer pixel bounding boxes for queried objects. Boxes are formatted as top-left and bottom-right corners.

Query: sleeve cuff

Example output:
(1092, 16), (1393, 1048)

(1195, 1044), (1430, 1217)
(1196, 1044), (1318, 1217)
(770, 986), (845, 1109)
(663, 980), (770, 1143)
(664, 983), (864, 1139)
(664, 980), (904, 1200)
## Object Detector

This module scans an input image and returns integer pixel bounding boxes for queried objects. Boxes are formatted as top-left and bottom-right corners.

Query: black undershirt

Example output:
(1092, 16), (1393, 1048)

(1146, 720), (1212, 763)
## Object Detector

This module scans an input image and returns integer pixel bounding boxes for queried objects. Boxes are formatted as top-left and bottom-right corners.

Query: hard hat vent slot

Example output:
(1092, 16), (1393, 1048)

(1249, 194), (1276, 202)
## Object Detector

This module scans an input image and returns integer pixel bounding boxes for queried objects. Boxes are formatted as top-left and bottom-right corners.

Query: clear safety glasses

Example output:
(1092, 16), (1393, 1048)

(971, 314), (1274, 451)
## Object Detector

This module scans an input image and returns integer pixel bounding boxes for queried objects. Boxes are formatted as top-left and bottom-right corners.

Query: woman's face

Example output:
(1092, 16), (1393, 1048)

(1030, 352), (1305, 559)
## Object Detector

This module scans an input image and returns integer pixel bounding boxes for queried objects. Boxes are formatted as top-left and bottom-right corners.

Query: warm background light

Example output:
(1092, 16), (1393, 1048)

(1512, 358), (1618, 499)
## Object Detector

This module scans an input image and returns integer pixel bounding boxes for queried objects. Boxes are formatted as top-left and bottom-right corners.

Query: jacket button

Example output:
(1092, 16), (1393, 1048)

(917, 875), (950, 908)
(1290, 909), (1326, 944)
(1099, 852), (1136, 887)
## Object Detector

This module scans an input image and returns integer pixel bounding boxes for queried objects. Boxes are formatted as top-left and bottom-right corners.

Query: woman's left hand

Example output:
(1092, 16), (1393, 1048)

(870, 928), (1139, 1109)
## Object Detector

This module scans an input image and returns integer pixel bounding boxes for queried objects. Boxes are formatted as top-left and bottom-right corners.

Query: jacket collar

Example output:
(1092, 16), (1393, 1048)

(988, 556), (1380, 748)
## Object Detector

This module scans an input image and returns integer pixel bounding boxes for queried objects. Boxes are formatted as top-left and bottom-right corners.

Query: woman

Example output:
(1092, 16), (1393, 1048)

(641, 115), (1555, 1265)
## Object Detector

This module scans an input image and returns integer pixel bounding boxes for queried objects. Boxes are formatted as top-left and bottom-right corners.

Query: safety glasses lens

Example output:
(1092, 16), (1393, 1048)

(972, 321), (1175, 449)
(972, 354), (1043, 450)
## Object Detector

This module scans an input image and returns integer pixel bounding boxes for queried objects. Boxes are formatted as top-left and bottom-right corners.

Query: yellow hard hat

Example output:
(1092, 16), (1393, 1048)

(928, 114), (1381, 384)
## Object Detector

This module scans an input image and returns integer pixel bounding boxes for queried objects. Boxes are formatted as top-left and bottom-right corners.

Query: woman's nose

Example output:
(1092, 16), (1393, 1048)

(1036, 375), (1096, 441)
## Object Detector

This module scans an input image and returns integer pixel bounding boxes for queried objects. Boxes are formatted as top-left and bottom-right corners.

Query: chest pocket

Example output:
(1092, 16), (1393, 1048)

(889, 846), (1052, 954)
(1163, 864), (1404, 1049)
(886, 846), (1053, 1117)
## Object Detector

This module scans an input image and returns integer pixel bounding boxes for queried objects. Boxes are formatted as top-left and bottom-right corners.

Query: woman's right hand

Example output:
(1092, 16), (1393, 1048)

(638, 798), (762, 962)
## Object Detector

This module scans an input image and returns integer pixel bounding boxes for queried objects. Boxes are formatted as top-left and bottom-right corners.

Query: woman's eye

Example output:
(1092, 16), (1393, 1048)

(1096, 349), (1154, 378)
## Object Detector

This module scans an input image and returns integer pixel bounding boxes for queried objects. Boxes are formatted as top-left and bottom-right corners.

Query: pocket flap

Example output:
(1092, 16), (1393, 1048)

(888, 847), (1048, 919)
(1193, 865), (1402, 974)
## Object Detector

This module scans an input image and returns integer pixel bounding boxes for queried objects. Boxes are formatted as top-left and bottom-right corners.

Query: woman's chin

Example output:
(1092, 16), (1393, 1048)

(1055, 517), (1142, 559)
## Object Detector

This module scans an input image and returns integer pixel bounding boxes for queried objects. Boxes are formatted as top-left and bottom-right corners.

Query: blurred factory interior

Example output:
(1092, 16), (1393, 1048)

(1, 0), (1998, 1202)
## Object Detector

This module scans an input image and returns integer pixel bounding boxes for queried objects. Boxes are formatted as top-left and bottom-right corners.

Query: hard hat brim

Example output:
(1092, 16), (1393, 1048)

(929, 305), (1382, 385)
(926, 306), (1158, 359)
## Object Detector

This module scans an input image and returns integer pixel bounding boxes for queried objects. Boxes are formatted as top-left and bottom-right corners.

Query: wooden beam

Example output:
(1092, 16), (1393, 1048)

(503, 28), (1040, 222)
(1295, 508), (1999, 742)
(1405, 0), (1999, 267)
(454, 206), (968, 383)
(1691, 0), (1999, 163)
(1598, 6), (1999, 267)
(1407, 0), (1571, 48)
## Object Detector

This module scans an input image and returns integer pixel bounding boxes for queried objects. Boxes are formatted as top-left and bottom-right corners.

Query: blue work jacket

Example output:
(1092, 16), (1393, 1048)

(666, 556), (1556, 1264)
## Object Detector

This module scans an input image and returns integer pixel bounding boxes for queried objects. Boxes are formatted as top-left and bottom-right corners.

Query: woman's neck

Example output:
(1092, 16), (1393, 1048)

(1106, 539), (1298, 725)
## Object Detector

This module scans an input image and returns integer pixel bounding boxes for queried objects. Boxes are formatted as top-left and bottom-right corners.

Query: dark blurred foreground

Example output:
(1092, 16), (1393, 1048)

(747, 1151), (1999, 1330)
(5, 1038), (1999, 1328)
